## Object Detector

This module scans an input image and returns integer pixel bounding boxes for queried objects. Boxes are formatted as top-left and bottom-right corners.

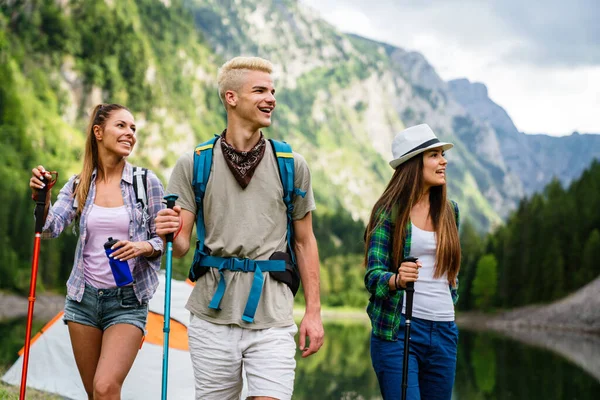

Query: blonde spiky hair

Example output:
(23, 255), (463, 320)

(217, 56), (274, 107)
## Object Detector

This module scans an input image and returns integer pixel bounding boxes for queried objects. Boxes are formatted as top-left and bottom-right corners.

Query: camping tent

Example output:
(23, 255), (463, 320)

(2, 274), (204, 399)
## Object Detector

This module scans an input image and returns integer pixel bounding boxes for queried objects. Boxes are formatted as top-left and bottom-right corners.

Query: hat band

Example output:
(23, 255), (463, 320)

(400, 138), (440, 157)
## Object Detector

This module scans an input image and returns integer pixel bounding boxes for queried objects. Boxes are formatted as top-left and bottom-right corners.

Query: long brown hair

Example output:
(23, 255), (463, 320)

(74, 103), (129, 215)
(364, 154), (461, 286)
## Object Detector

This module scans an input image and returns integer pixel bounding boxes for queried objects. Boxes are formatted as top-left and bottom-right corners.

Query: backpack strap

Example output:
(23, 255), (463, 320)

(189, 136), (305, 323)
(72, 177), (81, 210)
(450, 200), (459, 230)
(133, 167), (149, 239)
(200, 256), (286, 322)
(450, 200), (460, 292)
(269, 139), (306, 265)
(190, 135), (219, 281)
(133, 167), (148, 211)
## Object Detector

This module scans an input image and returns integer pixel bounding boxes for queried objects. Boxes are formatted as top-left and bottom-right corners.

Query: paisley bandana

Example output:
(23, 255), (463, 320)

(220, 130), (266, 189)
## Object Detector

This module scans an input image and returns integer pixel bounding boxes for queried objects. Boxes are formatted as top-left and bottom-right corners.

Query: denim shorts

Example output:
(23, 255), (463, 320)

(63, 283), (149, 334)
(371, 315), (458, 400)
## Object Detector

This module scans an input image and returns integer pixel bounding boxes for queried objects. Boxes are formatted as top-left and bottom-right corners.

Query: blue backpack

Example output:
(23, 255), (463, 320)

(189, 135), (306, 323)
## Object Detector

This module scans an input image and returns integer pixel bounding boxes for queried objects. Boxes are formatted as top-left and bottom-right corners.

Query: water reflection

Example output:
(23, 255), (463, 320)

(455, 329), (600, 400)
(1, 318), (599, 399)
(294, 323), (600, 400)
(293, 322), (381, 399)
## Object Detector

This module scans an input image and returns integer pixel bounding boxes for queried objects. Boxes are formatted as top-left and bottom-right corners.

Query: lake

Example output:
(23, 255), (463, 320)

(1, 317), (599, 399)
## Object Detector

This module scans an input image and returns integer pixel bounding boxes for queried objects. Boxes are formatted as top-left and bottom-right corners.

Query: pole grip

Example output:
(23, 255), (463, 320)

(34, 177), (49, 233)
(163, 194), (179, 243)
(402, 256), (418, 289)
(402, 256), (418, 317)
(401, 256), (418, 400)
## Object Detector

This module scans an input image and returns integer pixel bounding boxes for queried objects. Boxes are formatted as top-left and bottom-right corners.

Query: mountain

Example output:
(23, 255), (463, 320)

(0, 0), (227, 290)
(2, 0), (596, 296)
(457, 159), (600, 311)
(449, 78), (600, 194)
(379, 44), (524, 219)
(185, 0), (539, 229)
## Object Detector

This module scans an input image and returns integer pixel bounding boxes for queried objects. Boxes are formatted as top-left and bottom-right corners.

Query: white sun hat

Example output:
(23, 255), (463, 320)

(389, 124), (454, 169)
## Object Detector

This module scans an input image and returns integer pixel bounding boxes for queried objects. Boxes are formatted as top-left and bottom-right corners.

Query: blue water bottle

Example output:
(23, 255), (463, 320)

(103, 237), (133, 286)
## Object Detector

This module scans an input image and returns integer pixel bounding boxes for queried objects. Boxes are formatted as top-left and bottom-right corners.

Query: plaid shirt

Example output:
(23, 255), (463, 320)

(364, 202), (459, 341)
(41, 162), (165, 303)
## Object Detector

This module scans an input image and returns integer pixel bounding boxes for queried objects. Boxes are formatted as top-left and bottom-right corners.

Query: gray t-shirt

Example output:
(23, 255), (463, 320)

(167, 138), (316, 329)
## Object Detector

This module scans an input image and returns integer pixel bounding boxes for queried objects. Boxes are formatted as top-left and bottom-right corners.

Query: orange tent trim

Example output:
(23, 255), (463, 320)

(144, 312), (189, 351)
(18, 311), (64, 356)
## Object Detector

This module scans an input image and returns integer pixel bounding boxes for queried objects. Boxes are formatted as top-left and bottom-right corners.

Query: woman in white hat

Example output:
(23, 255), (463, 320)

(364, 124), (461, 399)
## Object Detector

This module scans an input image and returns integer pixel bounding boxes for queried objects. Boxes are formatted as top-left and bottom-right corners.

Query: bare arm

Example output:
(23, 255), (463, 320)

(293, 211), (324, 357)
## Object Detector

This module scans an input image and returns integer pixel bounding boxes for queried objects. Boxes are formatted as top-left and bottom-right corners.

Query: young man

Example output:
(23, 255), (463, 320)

(155, 56), (324, 400)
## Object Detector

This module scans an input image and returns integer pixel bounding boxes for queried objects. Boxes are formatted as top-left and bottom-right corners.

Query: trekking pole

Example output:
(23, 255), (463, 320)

(20, 172), (55, 400)
(401, 256), (418, 400)
(161, 194), (178, 400)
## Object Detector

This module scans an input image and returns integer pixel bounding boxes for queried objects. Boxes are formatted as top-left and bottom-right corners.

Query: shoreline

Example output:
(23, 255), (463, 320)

(0, 291), (65, 322)
(3, 290), (598, 338)
(3, 294), (599, 390)
(456, 312), (600, 383)
(456, 310), (600, 336)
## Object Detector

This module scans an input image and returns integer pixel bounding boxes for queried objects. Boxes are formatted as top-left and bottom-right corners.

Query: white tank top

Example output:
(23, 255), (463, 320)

(402, 223), (455, 321)
(83, 204), (131, 289)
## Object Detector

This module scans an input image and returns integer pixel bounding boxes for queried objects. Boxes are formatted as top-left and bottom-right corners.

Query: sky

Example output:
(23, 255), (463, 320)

(301, 0), (600, 136)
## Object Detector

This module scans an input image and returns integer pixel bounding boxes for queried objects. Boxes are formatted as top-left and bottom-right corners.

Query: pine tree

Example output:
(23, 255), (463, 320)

(581, 229), (600, 283)
(472, 254), (498, 311)
(457, 220), (483, 310)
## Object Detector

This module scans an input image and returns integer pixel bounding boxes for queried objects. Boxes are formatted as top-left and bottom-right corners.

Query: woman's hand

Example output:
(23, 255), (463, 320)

(109, 240), (154, 261)
(30, 165), (53, 200)
(397, 260), (422, 289)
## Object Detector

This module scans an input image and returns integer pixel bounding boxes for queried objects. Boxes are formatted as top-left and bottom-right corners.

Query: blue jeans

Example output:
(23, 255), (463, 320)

(370, 315), (458, 400)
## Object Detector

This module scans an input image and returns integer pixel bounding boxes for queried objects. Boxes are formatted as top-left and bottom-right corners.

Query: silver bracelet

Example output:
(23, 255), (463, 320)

(147, 244), (156, 258)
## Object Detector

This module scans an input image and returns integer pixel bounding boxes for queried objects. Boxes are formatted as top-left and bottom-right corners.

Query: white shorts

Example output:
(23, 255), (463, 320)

(188, 314), (298, 400)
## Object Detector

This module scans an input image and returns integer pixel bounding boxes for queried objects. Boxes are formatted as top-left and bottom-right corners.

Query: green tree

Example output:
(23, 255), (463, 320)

(580, 229), (600, 284)
(541, 238), (565, 301)
(472, 254), (498, 311)
(457, 220), (484, 311)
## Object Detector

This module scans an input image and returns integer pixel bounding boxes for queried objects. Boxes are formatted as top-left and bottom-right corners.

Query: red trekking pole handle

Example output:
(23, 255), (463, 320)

(20, 173), (55, 400)
(31, 171), (57, 232)
(33, 177), (49, 233)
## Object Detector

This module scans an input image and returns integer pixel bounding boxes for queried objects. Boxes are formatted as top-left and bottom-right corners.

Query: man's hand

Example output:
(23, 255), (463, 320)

(155, 205), (182, 241)
(298, 310), (324, 358)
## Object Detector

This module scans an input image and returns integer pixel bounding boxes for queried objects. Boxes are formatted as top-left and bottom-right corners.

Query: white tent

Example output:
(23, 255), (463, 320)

(2, 274), (199, 399)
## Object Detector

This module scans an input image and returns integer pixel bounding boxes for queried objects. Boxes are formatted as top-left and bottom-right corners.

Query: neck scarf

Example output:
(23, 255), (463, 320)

(220, 130), (266, 189)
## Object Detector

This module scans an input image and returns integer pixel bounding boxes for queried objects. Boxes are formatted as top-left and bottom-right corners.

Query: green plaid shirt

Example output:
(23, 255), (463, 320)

(364, 201), (460, 341)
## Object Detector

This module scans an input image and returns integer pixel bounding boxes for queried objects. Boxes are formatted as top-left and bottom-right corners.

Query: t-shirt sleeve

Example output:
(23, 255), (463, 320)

(166, 152), (197, 215)
(291, 151), (316, 220)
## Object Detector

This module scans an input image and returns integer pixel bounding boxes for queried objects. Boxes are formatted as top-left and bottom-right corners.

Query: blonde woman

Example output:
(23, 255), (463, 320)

(29, 104), (164, 399)
(364, 124), (461, 400)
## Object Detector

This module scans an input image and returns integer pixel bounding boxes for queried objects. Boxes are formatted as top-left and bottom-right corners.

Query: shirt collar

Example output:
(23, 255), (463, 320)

(122, 161), (133, 185)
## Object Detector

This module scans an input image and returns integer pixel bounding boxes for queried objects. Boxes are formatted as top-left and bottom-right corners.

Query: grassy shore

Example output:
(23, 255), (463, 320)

(0, 367), (61, 399)
(0, 384), (62, 400)
(293, 306), (369, 323)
